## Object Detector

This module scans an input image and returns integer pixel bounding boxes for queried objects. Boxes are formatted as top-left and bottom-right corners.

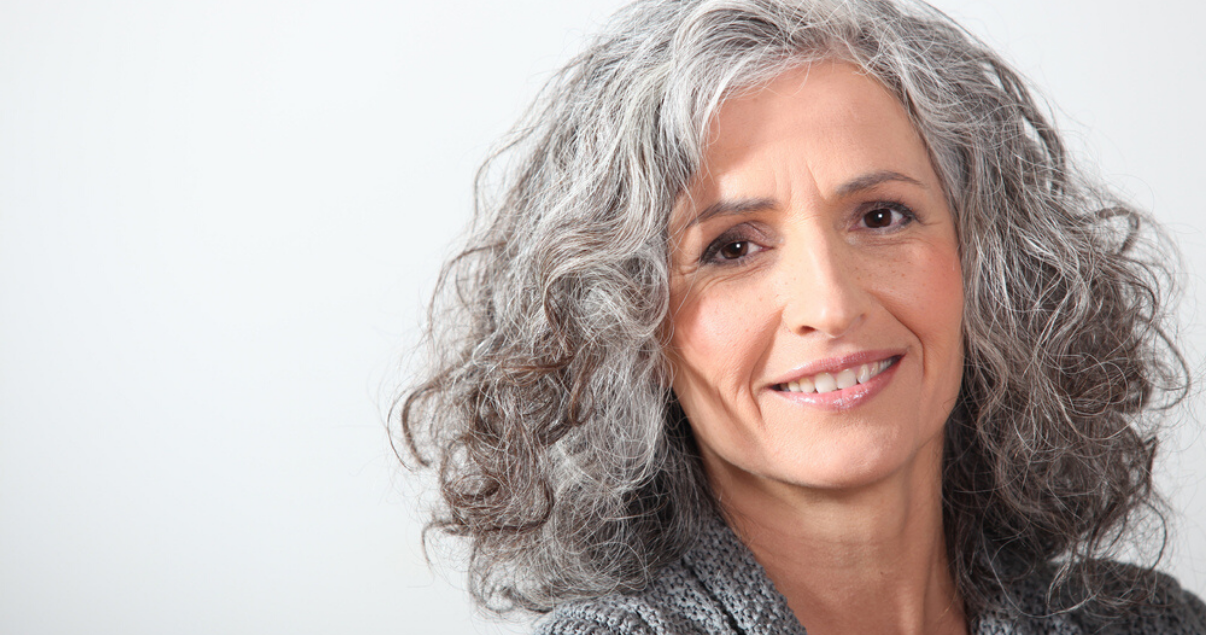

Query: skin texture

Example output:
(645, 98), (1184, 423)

(668, 62), (967, 634)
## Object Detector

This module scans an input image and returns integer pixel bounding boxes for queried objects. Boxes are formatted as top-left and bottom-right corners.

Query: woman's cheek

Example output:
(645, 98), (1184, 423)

(673, 277), (768, 379)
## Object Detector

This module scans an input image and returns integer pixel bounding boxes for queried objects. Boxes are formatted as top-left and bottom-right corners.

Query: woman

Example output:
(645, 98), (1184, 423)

(399, 0), (1203, 632)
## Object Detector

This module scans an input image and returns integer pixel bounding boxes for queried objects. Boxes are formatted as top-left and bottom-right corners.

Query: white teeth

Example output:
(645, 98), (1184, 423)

(813, 372), (837, 393)
(778, 358), (894, 394)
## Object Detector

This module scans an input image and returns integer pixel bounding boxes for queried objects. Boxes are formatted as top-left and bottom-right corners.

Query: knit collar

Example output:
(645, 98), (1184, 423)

(679, 514), (1082, 635)
(680, 514), (808, 635)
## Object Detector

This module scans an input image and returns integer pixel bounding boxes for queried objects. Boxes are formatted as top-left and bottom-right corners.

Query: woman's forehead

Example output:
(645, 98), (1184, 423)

(674, 61), (938, 229)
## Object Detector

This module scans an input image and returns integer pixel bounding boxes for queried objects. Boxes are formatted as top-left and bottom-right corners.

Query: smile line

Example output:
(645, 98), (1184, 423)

(773, 355), (900, 394)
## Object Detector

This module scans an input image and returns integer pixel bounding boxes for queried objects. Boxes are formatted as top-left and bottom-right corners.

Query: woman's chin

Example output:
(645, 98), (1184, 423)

(707, 429), (946, 502)
(772, 450), (915, 493)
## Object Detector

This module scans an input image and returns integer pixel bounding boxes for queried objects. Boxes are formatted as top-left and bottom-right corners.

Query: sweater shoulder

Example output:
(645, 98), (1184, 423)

(975, 561), (1206, 634)
(992, 562), (1206, 635)
(1074, 570), (1206, 635)
(533, 560), (735, 635)
(533, 595), (657, 635)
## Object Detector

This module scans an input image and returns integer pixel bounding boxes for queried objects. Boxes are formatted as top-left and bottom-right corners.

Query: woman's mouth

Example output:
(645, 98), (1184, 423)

(773, 356), (900, 394)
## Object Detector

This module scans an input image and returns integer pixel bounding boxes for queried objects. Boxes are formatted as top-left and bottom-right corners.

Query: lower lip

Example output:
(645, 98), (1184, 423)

(769, 356), (901, 411)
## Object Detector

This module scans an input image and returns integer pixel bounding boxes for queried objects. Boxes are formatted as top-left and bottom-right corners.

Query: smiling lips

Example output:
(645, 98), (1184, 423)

(774, 356), (900, 394)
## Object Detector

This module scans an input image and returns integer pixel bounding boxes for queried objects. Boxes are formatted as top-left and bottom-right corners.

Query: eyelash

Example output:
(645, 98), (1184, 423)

(699, 201), (918, 266)
(857, 201), (917, 231)
(700, 228), (764, 265)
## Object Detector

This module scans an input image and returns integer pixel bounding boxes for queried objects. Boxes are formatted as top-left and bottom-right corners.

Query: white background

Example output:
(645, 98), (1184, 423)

(1, 1), (1203, 633)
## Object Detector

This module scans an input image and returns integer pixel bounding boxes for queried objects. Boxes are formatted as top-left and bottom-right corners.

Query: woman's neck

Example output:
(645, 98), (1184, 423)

(707, 438), (967, 635)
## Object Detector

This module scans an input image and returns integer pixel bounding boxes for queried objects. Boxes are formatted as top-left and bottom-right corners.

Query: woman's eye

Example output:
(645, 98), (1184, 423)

(702, 235), (764, 265)
(858, 203), (915, 230)
(718, 241), (751, 260)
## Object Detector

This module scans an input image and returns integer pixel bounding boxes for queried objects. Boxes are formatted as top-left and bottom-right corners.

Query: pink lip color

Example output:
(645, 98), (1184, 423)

(768, 353), (903, 411)
(768, 349), (904, 387)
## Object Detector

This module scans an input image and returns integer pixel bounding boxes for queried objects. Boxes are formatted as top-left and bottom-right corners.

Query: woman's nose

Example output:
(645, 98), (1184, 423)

(778, 234), (869, 339)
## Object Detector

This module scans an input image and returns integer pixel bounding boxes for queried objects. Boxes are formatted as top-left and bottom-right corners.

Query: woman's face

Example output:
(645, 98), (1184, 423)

(668, 62), (963, 494)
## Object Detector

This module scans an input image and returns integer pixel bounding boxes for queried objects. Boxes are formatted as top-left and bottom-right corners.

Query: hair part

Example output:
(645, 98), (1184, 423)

(397, 0), (1189, 619)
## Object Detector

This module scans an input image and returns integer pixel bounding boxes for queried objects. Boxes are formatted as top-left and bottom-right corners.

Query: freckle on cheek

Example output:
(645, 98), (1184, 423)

(704, 303), (755, 344)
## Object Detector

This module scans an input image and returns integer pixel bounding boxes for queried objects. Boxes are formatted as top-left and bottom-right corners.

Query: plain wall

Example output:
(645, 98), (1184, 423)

(1, 1), (1202, 633)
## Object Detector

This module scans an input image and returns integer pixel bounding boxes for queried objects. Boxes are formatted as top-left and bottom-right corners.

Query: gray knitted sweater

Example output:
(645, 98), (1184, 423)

(536, 516), (1205, 635)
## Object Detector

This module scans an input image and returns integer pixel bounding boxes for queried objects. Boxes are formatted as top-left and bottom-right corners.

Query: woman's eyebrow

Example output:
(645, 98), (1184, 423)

(834, 169), (925, 197)
(688, 197), (777, 228)
(686, 170), (923, 228)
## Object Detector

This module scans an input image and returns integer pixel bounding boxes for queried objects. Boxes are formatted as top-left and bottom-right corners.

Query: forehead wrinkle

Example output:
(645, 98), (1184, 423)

(679, 136), (828, 232)
(679, 62), (934, 232)
(834, 169), (925, 197)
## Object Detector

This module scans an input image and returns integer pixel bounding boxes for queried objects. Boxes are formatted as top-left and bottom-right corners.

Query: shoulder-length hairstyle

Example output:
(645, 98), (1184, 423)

(399, 0), (1188, 619)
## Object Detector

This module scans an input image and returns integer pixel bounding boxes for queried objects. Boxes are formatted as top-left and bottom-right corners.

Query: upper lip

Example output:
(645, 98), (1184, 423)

(766, 349), (904, 388)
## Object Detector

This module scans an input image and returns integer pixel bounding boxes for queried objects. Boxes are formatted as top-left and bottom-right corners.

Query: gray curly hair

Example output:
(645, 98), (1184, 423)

(398, 0), (1188, 619)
